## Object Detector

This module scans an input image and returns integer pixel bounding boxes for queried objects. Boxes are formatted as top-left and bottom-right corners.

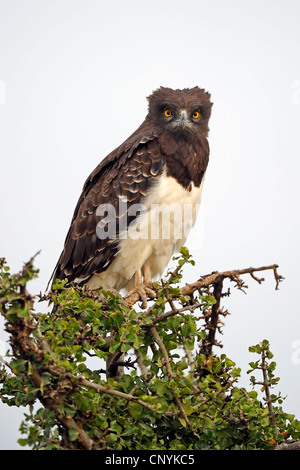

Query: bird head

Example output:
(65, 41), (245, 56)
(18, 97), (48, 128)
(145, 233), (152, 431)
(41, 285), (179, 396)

(147, 86), (213, 137)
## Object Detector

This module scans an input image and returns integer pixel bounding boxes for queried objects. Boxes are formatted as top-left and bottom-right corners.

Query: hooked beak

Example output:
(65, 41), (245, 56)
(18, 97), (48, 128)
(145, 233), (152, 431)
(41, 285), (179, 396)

(178, 110), (188, 128)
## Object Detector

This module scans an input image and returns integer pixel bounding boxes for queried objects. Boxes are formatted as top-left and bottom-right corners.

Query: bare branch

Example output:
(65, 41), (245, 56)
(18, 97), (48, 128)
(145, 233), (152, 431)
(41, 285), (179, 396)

(277, 440), (300, 450)
(199, 280), (223, 358)
(180, 264), (282, 297)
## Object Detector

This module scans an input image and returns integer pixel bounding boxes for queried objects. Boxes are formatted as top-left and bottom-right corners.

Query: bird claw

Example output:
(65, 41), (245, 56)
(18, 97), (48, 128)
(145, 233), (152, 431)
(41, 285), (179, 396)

(126, 283), (156, 309)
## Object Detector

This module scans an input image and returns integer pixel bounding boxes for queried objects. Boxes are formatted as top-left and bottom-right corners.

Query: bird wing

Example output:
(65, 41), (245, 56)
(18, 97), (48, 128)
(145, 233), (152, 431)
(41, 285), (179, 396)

(49, 128), (165, 287)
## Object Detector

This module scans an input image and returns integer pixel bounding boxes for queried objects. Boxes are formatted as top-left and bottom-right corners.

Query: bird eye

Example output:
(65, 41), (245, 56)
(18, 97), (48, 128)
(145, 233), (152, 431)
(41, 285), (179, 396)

(192, 110), (200, 119)
(164, 109), (172, 118)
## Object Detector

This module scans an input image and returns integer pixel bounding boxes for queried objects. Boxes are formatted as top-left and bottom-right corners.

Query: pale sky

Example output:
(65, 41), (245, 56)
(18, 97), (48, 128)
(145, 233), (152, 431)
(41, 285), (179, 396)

(1, 0), (300, 449)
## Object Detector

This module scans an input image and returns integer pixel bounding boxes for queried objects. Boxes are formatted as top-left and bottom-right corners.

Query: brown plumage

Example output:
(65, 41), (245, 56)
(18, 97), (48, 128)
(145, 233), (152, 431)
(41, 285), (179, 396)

(50, 86), (212, 304)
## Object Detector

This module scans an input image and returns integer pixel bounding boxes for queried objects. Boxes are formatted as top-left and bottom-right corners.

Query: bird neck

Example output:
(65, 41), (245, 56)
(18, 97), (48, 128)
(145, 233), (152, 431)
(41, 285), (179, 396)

(158, 132), (209, 189)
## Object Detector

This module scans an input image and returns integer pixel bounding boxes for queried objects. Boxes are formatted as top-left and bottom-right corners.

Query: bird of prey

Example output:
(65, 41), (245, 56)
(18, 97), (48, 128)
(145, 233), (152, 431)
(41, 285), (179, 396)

(50, 87), (212, 307)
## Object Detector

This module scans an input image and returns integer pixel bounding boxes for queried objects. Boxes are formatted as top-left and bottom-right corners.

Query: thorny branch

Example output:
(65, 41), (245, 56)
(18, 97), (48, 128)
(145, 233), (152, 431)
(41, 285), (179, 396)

(139, 264), (283, 368)
(179, 263), (283, 297)
(1, 258), (294, 450)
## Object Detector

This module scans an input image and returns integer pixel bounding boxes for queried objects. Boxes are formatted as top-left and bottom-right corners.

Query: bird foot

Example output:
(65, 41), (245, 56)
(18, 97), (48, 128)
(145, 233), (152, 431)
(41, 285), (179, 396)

(126, 282), (157, 309)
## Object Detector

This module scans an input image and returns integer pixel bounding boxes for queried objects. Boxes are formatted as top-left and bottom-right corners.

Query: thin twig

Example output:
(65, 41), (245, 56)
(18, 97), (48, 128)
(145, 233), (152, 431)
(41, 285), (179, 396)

(141, 303), (201, 327)
(261, 349), (279, 434)
(149, 326), (173, 379)
(77, 377), (155, 413)
(150, 325), (192, 430)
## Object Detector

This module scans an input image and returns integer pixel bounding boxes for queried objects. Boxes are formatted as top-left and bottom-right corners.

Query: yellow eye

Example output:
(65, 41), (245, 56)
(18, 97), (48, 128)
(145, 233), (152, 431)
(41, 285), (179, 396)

(192, 110), (200, 119)
(164, 109), (172, 118)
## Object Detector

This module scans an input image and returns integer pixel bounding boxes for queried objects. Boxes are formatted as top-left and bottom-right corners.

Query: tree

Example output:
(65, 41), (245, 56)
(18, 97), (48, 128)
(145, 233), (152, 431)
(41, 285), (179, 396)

(0, 248), (299, 450)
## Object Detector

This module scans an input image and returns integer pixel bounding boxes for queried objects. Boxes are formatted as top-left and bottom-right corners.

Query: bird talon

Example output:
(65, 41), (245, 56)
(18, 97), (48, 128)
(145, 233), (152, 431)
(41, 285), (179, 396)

(144, 285), (157, 299)
(126, 283), (156, 309)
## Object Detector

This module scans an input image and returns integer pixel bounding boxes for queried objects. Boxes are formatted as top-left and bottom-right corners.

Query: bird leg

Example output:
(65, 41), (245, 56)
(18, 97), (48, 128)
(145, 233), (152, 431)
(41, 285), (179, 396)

(143, 261), (157, 297)
(125, 263), (156, 309)
(143, 261), (153, 287)
(126, 270), (148, 309)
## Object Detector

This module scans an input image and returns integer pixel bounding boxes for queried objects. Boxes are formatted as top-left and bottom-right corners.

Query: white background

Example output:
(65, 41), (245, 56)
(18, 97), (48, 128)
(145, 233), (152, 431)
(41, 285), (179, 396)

(0, 0), (300, 449)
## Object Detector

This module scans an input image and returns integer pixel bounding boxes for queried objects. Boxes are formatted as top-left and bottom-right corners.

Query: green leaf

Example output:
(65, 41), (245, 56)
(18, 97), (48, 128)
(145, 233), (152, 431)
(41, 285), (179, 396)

(111, 421), (122, 434)
(69, 428), (79, 442)
(27, 362), (35, 376)
(109, 341), (121, 353)
(153, 380), (167, 397)
(128, 402), (143, 419)
(11, 359), (27, 374)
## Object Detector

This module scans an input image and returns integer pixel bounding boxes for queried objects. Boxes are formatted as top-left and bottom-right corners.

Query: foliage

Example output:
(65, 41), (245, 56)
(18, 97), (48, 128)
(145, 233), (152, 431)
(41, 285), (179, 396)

(0, 250), (298, 450)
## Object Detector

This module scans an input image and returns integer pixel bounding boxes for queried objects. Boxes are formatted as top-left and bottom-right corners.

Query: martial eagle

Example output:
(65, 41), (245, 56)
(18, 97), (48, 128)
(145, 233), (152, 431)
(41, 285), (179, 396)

(50, 87), (212, 307)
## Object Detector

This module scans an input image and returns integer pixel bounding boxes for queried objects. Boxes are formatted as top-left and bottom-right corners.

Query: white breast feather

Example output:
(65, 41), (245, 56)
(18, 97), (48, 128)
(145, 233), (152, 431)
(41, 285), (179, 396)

(87, 172), (204, 291)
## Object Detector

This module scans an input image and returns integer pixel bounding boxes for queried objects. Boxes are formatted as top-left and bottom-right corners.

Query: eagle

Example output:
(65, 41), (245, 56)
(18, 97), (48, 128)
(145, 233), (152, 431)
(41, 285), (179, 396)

(50, 87), (212, 307)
